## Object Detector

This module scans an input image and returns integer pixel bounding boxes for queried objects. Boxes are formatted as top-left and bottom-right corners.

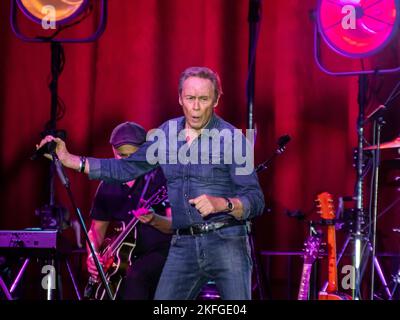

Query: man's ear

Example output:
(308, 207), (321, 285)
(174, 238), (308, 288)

(213, 95), (220, 108)
(178, 94), (183, 106)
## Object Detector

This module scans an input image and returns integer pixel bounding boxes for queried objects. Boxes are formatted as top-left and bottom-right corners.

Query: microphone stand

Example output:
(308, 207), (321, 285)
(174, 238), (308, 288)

(252, 135), (291, 300)
(51, 152), (114, 300)
(246, 0), (264, 300)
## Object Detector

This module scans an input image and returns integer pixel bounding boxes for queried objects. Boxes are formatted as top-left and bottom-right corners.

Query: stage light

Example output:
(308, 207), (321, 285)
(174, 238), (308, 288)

(317, 0), (399, 58)
(9, 0), (111, 299)
(314, 0), (400, 301)
(16, 0), (89, 26)
(11, 0), (107, 42)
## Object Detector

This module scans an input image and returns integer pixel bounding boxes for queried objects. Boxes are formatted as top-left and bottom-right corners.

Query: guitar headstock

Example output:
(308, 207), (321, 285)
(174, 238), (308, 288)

(149, 186), (168, 206)
(303, 235), (322, 264)
(316, 192), (335, 220)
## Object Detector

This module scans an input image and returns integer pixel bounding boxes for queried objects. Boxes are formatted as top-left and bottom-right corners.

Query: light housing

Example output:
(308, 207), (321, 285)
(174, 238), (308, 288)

(16, 0), (89, 26)
(11, 0), (107, 43)
(317, 0), (398, 58)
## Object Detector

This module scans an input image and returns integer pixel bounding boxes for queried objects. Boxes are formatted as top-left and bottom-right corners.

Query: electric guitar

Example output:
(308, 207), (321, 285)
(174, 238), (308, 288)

(317, 192), (352, 300)
(83, 186), (168, 300)
(298, 235), (322, 300)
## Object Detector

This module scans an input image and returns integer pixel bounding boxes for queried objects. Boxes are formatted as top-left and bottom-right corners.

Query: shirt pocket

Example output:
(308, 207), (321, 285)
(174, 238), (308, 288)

(195, 149), (230, 181)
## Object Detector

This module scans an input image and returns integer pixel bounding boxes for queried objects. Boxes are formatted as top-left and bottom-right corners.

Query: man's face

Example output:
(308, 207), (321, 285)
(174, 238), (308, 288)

(179, 76), (219, 131)
(112, 144), (139, 159)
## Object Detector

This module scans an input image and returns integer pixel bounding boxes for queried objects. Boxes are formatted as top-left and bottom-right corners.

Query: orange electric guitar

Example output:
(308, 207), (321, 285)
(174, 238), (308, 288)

(317, 192), (352, 300)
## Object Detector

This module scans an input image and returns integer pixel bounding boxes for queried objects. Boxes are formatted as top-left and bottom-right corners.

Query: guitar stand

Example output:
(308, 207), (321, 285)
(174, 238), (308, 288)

(306, 216), (391, 300)
(320, 233), (392, 299)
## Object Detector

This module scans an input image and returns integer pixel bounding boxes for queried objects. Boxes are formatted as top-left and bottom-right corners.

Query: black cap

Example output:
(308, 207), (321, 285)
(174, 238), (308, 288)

(109, 122), (147, 148)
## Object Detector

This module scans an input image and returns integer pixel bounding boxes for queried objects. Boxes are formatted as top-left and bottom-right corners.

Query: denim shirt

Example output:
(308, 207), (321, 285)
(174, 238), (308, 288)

(88, 113), (265, 229)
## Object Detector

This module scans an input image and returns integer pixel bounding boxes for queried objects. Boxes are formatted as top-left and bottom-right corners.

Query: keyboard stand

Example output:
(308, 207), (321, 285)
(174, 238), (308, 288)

(0, 238), (82, 300)
(0, 274), (12, 300)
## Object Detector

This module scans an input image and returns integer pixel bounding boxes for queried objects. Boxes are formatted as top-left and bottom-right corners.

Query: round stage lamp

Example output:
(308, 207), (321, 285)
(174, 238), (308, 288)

(317, 0), (399, 58)
(16, 0), (89, 25)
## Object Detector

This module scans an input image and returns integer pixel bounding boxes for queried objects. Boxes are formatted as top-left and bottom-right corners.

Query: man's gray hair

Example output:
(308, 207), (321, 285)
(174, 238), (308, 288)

(178, 66), (223, 102)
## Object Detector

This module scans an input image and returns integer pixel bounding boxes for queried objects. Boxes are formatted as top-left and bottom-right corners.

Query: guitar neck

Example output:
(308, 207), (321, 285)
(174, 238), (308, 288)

(298, 263), (313, 300)
(326, 224), (338, 293)
(101, 186), (167, 258)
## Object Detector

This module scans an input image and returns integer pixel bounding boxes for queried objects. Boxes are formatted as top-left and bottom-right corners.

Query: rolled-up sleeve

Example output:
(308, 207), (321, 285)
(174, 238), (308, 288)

(87, 157), (102, 180)
(87, 139), (158, 183)
(229, 133), (265, 220)
(231, 170), (265, 220)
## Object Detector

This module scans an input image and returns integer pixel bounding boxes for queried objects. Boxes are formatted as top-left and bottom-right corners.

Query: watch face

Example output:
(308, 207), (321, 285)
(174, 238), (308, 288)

(227, 200), (233, 211)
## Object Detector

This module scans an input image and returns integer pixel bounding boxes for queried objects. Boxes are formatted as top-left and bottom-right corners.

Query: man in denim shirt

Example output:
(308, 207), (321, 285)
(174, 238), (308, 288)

(38, 66), (265, 299)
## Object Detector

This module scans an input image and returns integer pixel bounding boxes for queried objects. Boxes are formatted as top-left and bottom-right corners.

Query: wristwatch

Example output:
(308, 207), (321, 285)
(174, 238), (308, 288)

(224, 197), (234, 212)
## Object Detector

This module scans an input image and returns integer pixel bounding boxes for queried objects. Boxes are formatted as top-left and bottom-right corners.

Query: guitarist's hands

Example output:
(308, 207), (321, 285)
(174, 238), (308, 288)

(87, 253), (106, 278)
(132, 208), (155, 225)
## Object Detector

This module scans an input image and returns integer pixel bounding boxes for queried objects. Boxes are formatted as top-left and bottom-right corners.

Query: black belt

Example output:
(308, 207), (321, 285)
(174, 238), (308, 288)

(175, 219), (246, 236)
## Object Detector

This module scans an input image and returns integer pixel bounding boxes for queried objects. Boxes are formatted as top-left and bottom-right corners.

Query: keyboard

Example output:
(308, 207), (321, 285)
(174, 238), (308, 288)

(0, 229), (58, 249)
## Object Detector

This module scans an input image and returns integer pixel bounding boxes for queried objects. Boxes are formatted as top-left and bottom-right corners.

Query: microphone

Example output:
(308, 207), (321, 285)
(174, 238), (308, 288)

(255, 134), (292, 173)
(30, 140), (57, 160)
(277, 134), (291, 153)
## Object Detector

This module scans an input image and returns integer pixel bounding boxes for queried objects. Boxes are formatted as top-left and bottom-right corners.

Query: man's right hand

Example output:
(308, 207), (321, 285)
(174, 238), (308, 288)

(36, 135), (85, 172)
(36, 135), (70, 163)
(86, 222), (109, 279)
(86, 253), (105, 279)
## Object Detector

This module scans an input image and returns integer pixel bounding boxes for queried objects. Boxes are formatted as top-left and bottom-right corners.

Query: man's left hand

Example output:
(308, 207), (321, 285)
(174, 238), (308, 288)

(188, 195), (227, 217)
(132, 207), (154, 224)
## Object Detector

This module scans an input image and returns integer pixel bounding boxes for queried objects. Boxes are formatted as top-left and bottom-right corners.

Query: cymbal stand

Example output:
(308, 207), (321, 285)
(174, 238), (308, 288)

(366, 78), (400, 299)
(368, 115), (384, 300)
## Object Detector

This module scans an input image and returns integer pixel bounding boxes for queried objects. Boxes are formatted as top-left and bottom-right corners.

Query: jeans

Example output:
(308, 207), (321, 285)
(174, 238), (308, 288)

(154, 224), (253, 300)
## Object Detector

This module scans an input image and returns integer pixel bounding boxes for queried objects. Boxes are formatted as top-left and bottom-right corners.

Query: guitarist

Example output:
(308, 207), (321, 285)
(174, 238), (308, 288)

(86, 121), (172, 299)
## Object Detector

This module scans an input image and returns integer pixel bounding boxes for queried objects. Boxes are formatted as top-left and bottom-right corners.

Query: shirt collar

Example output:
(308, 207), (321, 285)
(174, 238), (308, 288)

(178, 112), (220, 139)
(201, 112), (219, 138)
